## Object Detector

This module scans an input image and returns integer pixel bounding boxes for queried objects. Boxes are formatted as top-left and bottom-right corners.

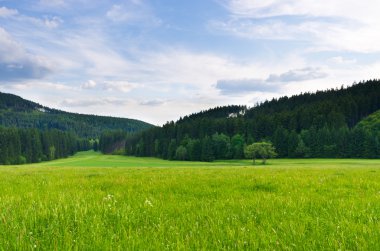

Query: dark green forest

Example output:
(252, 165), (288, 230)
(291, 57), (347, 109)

(2, 80), (380, 164)
(0, 92), (153, 164)
(0, 92), (153, 138)
(99, 130), (129, 154)
(0, 127), (90, 165)
(122, 80), (380, 161)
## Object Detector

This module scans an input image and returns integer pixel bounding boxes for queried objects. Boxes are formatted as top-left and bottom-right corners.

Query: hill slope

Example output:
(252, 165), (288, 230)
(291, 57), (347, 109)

(0, 92), (153, 138)
(125, 80), (380, 160)
(244, 80), (380, 128)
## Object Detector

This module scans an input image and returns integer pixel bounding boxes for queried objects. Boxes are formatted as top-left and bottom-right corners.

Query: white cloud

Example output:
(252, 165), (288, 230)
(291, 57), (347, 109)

(328, 56), (357, 65)
(210, 19), (308, 40)
(103, 81), (138, 93)
(38, 0), (65, 8)
(61, 97), (128, 108)
(220, 0), (380, 20)
(106, 5), (134, 22)
(7, 81), (75, 91)
(0, 27), (53, 82)
(134, 49), (267, 91)
(216, 67), (327, 95)
(81, 79), (139, 93)
(216, 0), (380, 52)
(51, 31), (135, 79)
(106, 3), (161, 26)
(216, 79), (278, 94)
(267, 67), (327, 83)
(140, 99), (167, 106)
(81, 80), (97, 89)
(0, 6), (18, 18)
(0, 5), (63, 30)
(61, 99), (100, 107)
(44, 16), (63, 28)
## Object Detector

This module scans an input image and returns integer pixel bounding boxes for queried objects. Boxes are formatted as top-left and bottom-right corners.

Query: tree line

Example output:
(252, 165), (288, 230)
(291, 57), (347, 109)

(124, 127), (379, 161)
(123, 80), (380, 161)
(0, 127), (91, 165)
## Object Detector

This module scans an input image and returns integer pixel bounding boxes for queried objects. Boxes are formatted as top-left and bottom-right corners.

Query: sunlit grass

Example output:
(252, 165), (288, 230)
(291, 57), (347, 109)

(1, 151), (380, 249)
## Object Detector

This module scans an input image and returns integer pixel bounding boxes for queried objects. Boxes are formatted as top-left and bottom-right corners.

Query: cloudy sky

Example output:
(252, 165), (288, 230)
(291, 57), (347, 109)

(0, 0), (380, 125)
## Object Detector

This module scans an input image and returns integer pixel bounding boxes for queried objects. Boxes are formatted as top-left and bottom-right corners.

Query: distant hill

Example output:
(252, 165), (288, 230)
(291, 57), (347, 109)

(0, 92), (153, 138)
(171, 80), (380, 130)
(125, 79), (380, 160)
(243, 80), (380, 128)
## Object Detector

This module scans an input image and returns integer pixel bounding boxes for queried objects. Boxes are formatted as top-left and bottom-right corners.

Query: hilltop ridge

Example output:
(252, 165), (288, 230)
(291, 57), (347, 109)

(0, 92), (153, 138)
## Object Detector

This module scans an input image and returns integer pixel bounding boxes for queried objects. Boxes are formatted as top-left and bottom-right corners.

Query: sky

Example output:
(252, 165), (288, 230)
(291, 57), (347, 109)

(1, 0), (380, 125)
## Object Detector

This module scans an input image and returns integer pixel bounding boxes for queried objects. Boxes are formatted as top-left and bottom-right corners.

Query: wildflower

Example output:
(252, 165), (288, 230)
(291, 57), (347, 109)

(103, 194), (113, 200)
(145, 199), (153, 207)
(103, 194), (116, 202)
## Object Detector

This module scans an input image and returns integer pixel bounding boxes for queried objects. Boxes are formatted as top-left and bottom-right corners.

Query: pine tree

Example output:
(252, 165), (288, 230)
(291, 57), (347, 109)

(272, 127), (289, 157)
(287, 130), (299, 158)
(231, 134), (244, 159)
(294, 138), (310, 158)
(201, 136), (214, 162)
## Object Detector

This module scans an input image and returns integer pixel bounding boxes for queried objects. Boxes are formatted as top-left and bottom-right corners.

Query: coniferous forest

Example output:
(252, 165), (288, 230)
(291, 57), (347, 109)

(0, 127), (90, 165)
(2, 80), (380, 164)
(0, 92), (153, 138)
(123, 80), (380, 161)
(0, 92), (152, 164)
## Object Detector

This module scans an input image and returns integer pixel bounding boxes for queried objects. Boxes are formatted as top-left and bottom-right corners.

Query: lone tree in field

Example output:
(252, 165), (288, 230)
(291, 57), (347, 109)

(244, 142), (277, 165)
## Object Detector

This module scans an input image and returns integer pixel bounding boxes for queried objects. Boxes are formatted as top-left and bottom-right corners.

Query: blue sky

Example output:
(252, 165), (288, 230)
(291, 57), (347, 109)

(1, 0), (380, 125)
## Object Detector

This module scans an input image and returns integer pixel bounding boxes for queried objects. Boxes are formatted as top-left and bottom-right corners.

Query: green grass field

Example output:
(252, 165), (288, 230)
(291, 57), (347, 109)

(1, 151), (380, 250)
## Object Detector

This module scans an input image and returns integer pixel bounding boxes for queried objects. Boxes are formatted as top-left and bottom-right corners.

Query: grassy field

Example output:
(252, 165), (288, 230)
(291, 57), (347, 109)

(1, 151), (380, 250)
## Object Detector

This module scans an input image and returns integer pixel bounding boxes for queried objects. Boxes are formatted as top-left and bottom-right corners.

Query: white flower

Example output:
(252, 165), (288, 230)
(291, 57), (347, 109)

(103, 194), (114, 201)
(145, 199), (153, 207)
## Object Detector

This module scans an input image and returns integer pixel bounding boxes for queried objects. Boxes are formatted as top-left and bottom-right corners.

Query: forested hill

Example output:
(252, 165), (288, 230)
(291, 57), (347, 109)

(0, 92), (153, 138)
(244, 80), (380, 128)
(124, 79), (380, 160)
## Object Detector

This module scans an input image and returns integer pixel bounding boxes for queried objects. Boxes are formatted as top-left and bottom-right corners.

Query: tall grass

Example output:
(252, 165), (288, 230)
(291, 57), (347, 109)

(0, 151), (380, 250)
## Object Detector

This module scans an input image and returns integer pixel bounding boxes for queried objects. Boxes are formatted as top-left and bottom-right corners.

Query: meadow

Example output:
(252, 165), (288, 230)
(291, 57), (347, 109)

(1, 151), (380, 250)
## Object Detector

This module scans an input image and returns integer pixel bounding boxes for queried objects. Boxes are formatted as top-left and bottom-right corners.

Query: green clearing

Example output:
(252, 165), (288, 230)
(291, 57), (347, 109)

(1, 151), (380, 250)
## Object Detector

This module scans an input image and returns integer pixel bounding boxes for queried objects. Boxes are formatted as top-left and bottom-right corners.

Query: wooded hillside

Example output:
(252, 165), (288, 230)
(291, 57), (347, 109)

(124, 80), (380, 160)
(0, 92), (153, 138)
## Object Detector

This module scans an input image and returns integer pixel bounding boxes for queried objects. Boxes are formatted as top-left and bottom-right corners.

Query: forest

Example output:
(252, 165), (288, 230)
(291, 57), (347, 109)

(0, 92), (154, 165)
(118, 80), (380, 161)
(0, 127), (91, 165)
(2, 80), (380, 164)
(0, 92), (153, 138)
